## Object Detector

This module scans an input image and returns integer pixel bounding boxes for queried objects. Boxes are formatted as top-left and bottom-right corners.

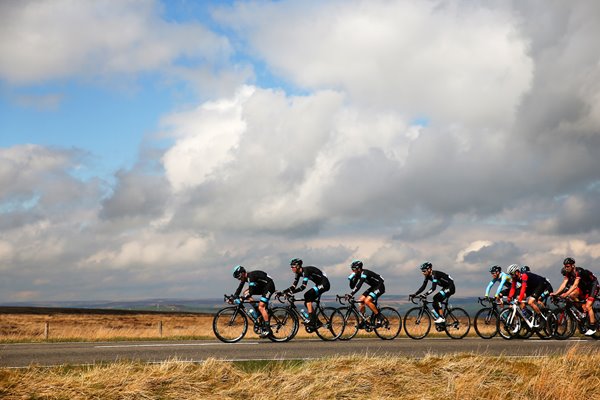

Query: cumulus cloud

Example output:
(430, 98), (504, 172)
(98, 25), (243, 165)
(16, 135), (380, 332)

(0, 0), (234, 85)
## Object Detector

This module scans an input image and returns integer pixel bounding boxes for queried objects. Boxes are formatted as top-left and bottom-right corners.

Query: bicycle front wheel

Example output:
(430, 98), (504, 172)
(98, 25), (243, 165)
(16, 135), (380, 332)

(552, 308), (575, 340)
(404, 307), (431, 340)
(315, 307), (344, 341)
(374, 307), (402, 340)
(498, 308), (518, 340)
(593, 308), (600, 340)
(213, 307), (248, 343)
(444, 307), (470, 339)
(268, 307), (298, 342)
(474, 307), (498, 339)
(338, 307), (360, 341)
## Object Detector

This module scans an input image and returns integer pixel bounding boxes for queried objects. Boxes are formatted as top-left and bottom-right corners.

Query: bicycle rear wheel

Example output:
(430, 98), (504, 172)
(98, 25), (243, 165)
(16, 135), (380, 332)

(268, 307), (298, 342)
(473, 307), (498, 339)
(338, 307), (360, 341)
(444, 307), (470, 339)
(535, 311), (556, 340)
(404, 307), (431, 340)
(373, 307), (402, 340)
(213, 307), (248, 343)
(315, 307), (344, 341)
(593, 308), (600, 340)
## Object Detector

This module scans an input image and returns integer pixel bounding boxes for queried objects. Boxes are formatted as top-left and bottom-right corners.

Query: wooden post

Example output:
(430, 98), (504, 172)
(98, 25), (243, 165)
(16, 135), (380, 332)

(158, 320), (163, 337)
(44, 322), (49, 340)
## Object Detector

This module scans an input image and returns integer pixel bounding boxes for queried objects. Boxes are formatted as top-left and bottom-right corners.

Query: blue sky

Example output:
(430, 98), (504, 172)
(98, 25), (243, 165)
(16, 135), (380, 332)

(1, 0), (600, 302)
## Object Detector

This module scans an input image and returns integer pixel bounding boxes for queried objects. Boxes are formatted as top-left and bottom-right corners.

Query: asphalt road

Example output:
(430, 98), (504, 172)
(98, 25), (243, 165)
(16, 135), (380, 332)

(1, 337), (598, 368)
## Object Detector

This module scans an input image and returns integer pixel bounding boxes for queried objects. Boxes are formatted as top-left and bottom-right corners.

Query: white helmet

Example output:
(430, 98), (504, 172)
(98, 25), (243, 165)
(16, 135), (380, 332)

(507, 264), (520, 275)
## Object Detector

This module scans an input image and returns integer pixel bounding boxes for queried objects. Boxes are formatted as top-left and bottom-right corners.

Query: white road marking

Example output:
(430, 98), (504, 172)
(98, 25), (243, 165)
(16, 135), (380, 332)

(95, 342), (259, 348)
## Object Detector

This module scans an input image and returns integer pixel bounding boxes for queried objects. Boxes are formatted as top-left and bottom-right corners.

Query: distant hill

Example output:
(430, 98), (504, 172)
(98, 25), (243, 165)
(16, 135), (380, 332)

(0, 295), (482, 314)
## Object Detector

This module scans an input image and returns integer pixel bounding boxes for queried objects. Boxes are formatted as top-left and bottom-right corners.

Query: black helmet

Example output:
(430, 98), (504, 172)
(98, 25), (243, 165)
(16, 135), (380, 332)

(420, 262), (432, 271)
(520, 265), (530, 273)
(563, 257), (575, 265)
(290, 258), (303, 267)
(489, 265), (501, 273)
(351, 260), (363, 270)
(232, 265), (246, 279)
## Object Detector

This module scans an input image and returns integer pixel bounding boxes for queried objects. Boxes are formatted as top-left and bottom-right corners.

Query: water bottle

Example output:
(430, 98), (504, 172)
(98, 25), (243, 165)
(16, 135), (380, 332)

(300, 309), (310, 322)
(248, 307), (258, 321)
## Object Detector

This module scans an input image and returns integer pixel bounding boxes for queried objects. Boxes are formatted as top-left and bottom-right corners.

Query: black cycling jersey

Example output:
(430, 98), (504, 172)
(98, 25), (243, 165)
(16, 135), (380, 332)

(348, 269), (384, 296)
(509, 272), (551, 301)
(414, 270), (454, 296)
(234, 270), (275, 298)
(287, 266), (329, 294)
(571, 267), (598, 287)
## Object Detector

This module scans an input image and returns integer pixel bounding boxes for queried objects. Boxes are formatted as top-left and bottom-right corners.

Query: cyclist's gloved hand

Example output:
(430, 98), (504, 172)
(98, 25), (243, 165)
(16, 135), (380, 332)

(234, 298), (242, 305)
(344, 293), (352, 301)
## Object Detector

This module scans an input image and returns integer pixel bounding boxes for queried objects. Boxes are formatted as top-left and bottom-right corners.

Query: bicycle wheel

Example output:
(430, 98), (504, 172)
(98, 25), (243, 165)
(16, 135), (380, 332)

(267, 307), (298, 342)
(404, 307), (431, 340)
(374, 307), (402, 340)
(444, 307), (470, 339)
(498, 308), (519, 340)
(315, 307), (344, 341)
(593, 308), (600, 340)
(535, 310), (556, 340)
(473, 307), (498, 339)
(338, 307), (360, 341)
(552, 308), (575, 340)
(213, 307), (248, 343)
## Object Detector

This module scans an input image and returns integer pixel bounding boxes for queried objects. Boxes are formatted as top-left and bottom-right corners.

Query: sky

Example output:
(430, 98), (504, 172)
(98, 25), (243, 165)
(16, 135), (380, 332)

(1, 0), (600, 302)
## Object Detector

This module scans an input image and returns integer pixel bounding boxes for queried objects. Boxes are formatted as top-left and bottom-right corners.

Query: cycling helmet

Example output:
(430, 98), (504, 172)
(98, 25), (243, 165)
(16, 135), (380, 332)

(520, 265), (530, 273)
(507, 264), (520, 275)
(489, 265), (501, 274)
(560, 267), (567, 276)
(420, 262), (432, 271)
(290, 258), (303, 267)
(351, 260), (363, 270)
(232, 265), (246, 279)
(563, 257), (575, 265)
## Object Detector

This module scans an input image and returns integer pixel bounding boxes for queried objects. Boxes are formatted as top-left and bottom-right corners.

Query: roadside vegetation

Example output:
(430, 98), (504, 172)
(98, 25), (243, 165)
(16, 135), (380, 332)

(1, 347), (599, 399)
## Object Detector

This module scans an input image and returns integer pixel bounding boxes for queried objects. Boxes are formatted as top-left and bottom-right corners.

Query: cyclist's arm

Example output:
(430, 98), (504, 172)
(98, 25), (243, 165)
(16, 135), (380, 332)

(286, 274), (301, 294)
(507, 280), (517, 300)
(517, 278), (527, 302)
(413, 278), (428, 296)
(563, 277), (580, 297)
(290, 276), (309, 294)
(233, 280), (245, 298)
(552, 277), (568, 295)
(484, 279), (496, 297)
(495, 274), (509, 297)
(349, 275), (365, 296)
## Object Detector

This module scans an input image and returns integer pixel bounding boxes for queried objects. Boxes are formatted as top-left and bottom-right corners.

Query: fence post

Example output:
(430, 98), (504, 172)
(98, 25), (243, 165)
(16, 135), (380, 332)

(158, 320), (163, 337)
(44, 322), (49, 340)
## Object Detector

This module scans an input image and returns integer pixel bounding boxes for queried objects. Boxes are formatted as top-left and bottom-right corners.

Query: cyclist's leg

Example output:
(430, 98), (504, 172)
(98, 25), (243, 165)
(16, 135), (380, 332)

(432, 291), (445, 321)
(584, 282), (598, 334)
(304, 287), (319, 324)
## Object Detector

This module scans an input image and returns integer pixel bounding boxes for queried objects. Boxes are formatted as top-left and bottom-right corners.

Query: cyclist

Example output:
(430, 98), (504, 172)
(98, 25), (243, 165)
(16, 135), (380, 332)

(506, 264), (553, 327)
(346, 260), (386, 324)
(282, 258), (330, 328)
(484, 265), (511, 305)
(231, 265), (276, 336)
(410, 262), (455, 324)
(552, 257), (599, 336)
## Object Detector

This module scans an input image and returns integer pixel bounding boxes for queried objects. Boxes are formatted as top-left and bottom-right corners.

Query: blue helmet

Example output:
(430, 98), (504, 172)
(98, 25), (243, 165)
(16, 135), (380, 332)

(232, 265), (246, 279)
(290, 258), (303, 267)
(489, 265), (501, 274)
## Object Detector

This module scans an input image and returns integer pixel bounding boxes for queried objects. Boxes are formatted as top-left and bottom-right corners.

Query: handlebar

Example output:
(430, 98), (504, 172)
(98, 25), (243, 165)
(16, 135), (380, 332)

(409, 294), (427, 305)
(275, 291), (297, 304)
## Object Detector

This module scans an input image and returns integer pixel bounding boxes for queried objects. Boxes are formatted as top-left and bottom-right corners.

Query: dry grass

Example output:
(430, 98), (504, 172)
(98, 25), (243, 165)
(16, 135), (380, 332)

(1, 347), (599, 399)
(0, 313), (216, 342)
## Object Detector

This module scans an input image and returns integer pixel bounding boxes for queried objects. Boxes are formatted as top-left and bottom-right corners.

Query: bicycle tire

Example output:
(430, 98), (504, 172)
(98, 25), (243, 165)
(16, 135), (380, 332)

(535, 310), (556, 340)
(213, 306), (248, 343)
(267, 307), (298, 342)
(404, 307), (431, 340)
(593, 308), (600, 340)
(473, 307), (498, 339)
(444, 307), (470, 339)
(552, 308), (575, 340)
(498, 308), (518, 340)
(315, 307), (344, 341)
(338, 306), (360, 341)
(374, 307), (402, 340)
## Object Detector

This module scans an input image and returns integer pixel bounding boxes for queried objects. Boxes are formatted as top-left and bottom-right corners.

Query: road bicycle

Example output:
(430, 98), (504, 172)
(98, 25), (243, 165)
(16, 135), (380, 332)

(212, 294), (296, 343)
(274, 292), (344, 341)
(335, 295), (402, 340)
(498, 300), (555, 340)
(473, 297), (505, 339)
(403, 295), (471, 339)
(550, 295), (600, 340)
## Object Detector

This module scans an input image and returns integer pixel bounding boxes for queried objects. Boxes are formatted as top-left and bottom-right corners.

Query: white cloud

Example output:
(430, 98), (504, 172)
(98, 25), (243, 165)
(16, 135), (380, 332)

(0, 0), (232, 84)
